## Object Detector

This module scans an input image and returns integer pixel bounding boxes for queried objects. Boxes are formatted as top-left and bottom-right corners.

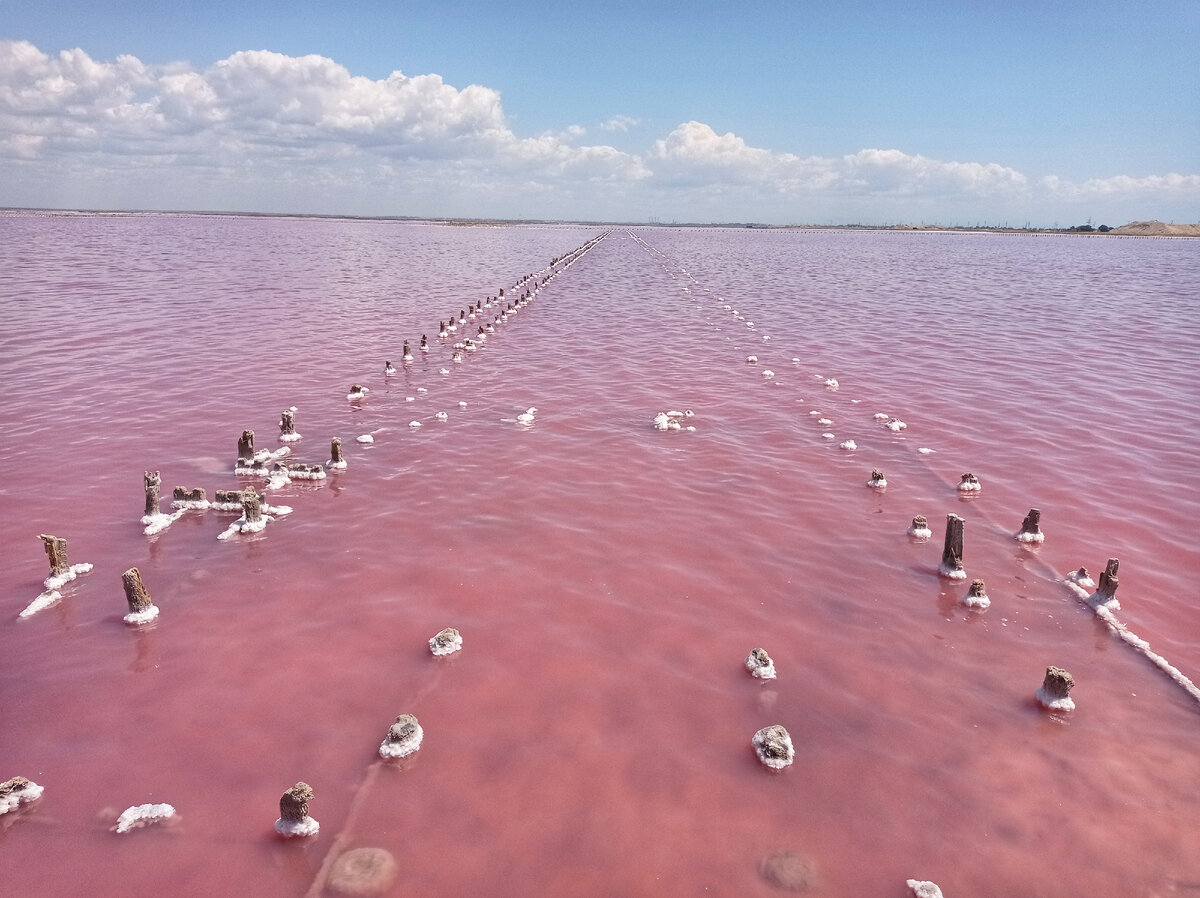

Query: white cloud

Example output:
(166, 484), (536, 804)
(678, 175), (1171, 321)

(0, 40), (1194, 224)
(599, 115), (640, 133)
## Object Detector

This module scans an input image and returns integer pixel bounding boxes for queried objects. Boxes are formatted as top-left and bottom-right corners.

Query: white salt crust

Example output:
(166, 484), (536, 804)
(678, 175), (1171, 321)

(824, 378), (839, 388)
(1035, 688), (1075, 712)
(429, 631), (463, 656)
(253, 447), (290, 463)
(1016, 530), (1046, 544)
(839, 440), (857, 450)
(752, 726), (794, 769)
(918, 447), (935, 454)
(516, 407), (537, 425)
(328, 459), (348, 470)
(124, 605), (160, 625)
(142, 510), (185, 536)
(275, 816), (320, 837)
(938, 564), (968, 580)
(761, 370), (775, 379)
(114, 803), (175, 833)
(379, 724), (424, 759)
(817, 418), (832, 426)
(867, 476), (887, 489)
(356, 434), (374, 443)
(171, 499), (210, 511)
(885, 418), (907, 431)
(20, 590), (62, 619)
(874, 412), (890, 420)
(908, 525), (933, 540)
(745, 652), (777, 680)
(347, 388), (369, 400)
(962, 591), (991, 610)
(957, 481), (982, 492)
(45, 562), (93, 590)
(0, 781), (44, 815)
(907, 880), (945, 898)
(278, 433), (302, 443)
(216, 506), (289, 541)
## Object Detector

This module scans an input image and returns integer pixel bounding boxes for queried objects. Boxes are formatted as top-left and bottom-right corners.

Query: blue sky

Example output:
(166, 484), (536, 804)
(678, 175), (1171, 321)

(2, 0), (1197, 224)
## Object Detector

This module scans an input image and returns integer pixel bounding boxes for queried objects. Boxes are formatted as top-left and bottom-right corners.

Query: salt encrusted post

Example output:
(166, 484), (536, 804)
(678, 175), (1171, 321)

(279, 409), (297, 440)
(1018, 508), (1043, 542)
(867, 469), (887, 488)
(330, 437), (344, 466)
(963, 578), (990, 609)
(121, 567), (154, 616)
(241, 487), (263, 525)
(1036, 666), (1075, 711)
(908, 515), (931, 538)
(275, 782), (319, 837)
(957, 472), (981, 492)
(238, 430), (255, 460)
(1095, 558), (1120, 603)
(172, 487), (207, 505)
(940, 513), (965, 578)
(38, 534), (69, 579)
(143, 471), (161, 517)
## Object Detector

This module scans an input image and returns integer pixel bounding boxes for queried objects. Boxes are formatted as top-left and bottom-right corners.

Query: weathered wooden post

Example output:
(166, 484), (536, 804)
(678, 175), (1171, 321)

(939, 514), (966, 578)
(279, 409), (299, 442)
(0, 776), (45, 815)
(1036, 666), (1075, 711)
(121, 567), (158, 623)
(379, 714), (423, 758)
(429, 627), (463, 656)
(963, 578), (990, 609)
(143, 471), (161, 518)
(867, 469), (887, 488)
(172, 487), (208, 509)
(1017, 508), (1044, 543)
(275, 781), (319, 837)
(38, 534), (69, 581)
(1094, 558), (1120, 608)
(241, 487), (263, 526)
(957, 472), (981, 493)
(752, 725), (794, 769)
(745, 647), (777, 679)
(908, 515), (932, 538)
(238, 429), (255, 460)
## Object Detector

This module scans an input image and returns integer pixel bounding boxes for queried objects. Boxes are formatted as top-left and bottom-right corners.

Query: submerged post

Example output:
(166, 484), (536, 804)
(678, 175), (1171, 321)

(1095, 558), (1120, 605)
(279, 409), (297, 441)
(1036, 666), (1075, 711)
(330, 437), (344, 466)
(957, 472), (981, 492)
(38, 534), (69, 579)
(1018, 508), (1044, 543)
(963, 578), (990, 609)
(238, 430), (255, 459)
(241, 487), (263, 525)
(908, 515), (931, 538)
(275, 781), (319, 837)
(143, 471), (161, 517)
(940, 513), (965, 578)
(121, 567), (158, 623)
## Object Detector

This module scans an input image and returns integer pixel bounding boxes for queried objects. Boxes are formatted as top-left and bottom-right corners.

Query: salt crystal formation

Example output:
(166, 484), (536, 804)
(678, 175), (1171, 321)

(1036, 666), (1075, 712)
(379, 714), (423, 759)
(274, 781), (319, 837)
(907, 880), (945, 898)
(908, 515), (932, 539)
(745, 648), (777, 679)
(114, 802), (175, 833)
(652, 409), (696, 432)
(0, 777), (44, 815)
(957, 472), (981, 493)
(867, 469), (887, 488)
(429, 627), (463, 656)
(752, 725), (794, 769)
(962, 578), (990, 609)
(327, 847), (398, 897)
(1016, 508), (1045, 544)
(759, 850), (817, 891)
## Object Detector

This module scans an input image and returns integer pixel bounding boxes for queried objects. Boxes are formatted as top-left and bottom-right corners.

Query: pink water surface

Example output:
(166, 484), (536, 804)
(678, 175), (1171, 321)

(2, 213), (1198, 897)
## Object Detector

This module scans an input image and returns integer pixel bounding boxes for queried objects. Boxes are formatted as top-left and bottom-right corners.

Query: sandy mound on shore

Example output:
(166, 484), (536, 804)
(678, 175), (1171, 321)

(1111, 220), (1200, 237)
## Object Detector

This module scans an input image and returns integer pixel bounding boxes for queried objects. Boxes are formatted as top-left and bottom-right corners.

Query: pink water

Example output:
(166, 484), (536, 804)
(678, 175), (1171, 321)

(2, 212), (1198, 897)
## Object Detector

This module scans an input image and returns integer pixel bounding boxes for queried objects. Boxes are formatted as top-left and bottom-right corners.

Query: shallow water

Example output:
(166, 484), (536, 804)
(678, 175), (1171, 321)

(2, 213), (1198, 897)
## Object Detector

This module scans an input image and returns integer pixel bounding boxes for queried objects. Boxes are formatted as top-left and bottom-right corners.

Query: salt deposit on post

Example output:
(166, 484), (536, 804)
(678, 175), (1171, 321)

(347, 384), (369, 401)
(238, 429), (254, 459)
(379, 714), (423, 759)
(275, 781), (319, 837)
(38, 533), (93, 590)
(1092, 558), (1121, 610)
(867, 469), (887, 489)
(752, 725), (794, 769)
(745, 647), (777, 679)
(329, 437), (346, 469)
(1036, 666), (1075, 711)
(429, 627), (462, 656)
(278, 408), (301, 442)
(121, 567), (159, 624)
(957, 472), (981, 493)
(141, 470), (184, 535)
(171, 487), (209, 510)
(907, 880), (946, 898)
(1016, 508), (1044, 543)
(113, 802), (175, 833)
(907, 515), (932, 539)
(962, 578), (990, 609)
(0, 777), (44, 815)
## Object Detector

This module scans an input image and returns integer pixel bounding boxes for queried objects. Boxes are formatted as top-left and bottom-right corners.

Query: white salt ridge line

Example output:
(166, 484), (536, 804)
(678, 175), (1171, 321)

(275, 816), (320, 837)
(172, 499), (210, 510)
(114, 803), (175, 833)
(123, 604), (159, 625)
(20, 590), (62, 619)
(1063, 579), (1200, 706)
(142, 509), (185, 536)
(45, 562), (93, 590)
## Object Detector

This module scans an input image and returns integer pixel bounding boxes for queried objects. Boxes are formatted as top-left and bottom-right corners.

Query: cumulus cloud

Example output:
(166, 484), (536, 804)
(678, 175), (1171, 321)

(0, 40), (1194, 223)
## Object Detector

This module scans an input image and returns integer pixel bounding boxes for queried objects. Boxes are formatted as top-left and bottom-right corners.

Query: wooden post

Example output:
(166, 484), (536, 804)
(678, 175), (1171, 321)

(238, 430), (255, 459)
(38, 534), (69, 578)
(868, 469), (887, 488)
(143, 471), (161, 517)
(964, 578), (990, 608)
(958, 472), (981, 492)
(279, 782), (313, 824)
(1096, 558), (1120, 603)
(330, 437), (344, 465)
(279, 409), (297, 439)
(121, 567), (153, 614)
(242, 487), (263, 525)
(172, 487), (207, 504)
(1036, 666), (1075, 711)
(940, 514), (965, 577)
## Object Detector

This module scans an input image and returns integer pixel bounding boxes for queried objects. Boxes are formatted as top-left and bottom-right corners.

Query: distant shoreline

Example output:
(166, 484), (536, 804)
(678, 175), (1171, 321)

(2, 206), (1196, 237)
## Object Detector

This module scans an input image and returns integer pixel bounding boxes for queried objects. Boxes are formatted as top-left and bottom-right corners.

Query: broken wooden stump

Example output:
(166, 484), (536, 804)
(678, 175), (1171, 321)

(0, 776), (45, 815)
(963, 578), (990, 609)
(1093, 558), (1120, 609)
(939, 514), (966, 579)
(121, 567), (158, 624)
(38, 534), (69, 579)
(907, 515), (932, 539)
(379, 714), (423, 759)
(867, 469), (887, 488)
(329, 436), (346, 469)
(143, 471), (161, 517)
(214, 489), (246, 510)
(347, 384), (369, 401)
(745, 647), (777, 679)
(957, 472), (981, 493)
(275, 781), (319, 837)
(279, 409), (300, 442)
(238, 429), (255, 460)
(752, 724), (794, 769)
(242, 487), (263, 525)
(1036, 666), (1075, 711)
(1017, 508), (1044, 543)
(171, 487), (208, 510)
(429, 627), (463, 656)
